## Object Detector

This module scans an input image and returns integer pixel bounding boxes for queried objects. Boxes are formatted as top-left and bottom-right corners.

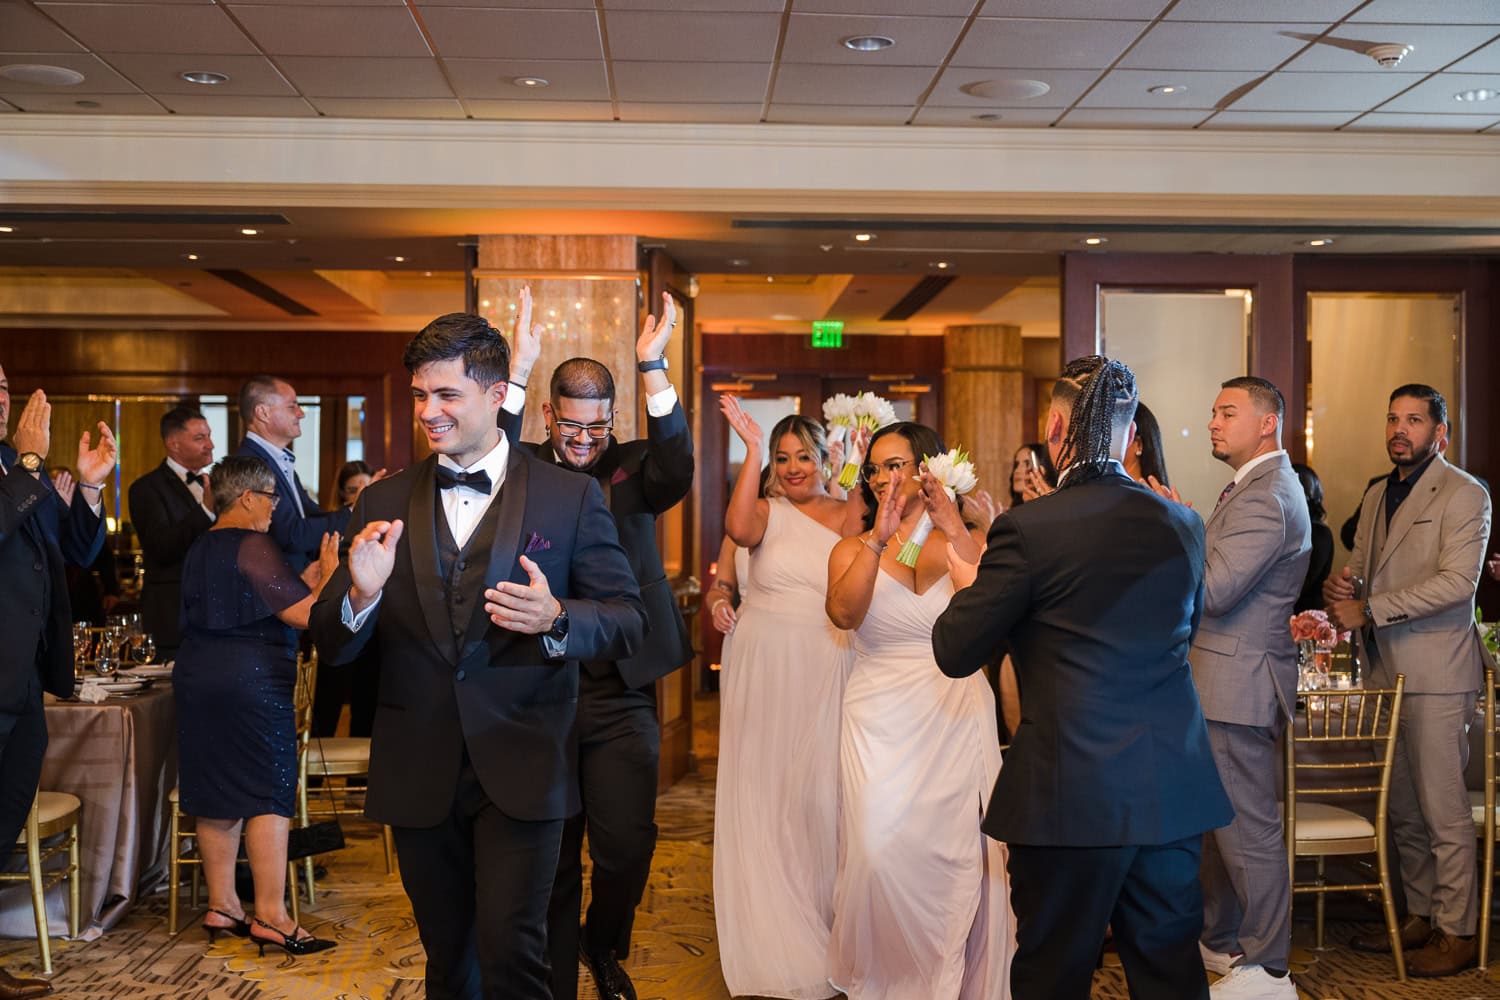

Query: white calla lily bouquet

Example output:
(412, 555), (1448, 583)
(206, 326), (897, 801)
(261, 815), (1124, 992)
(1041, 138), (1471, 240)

(897, 448), (978, 568)
(825, 392), (898, 489)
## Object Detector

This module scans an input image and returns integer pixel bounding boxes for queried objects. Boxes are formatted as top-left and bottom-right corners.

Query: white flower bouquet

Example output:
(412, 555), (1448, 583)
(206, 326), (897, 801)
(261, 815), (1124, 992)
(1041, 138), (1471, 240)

(897, 448), (978, 568)
(836, 392), (898, 489)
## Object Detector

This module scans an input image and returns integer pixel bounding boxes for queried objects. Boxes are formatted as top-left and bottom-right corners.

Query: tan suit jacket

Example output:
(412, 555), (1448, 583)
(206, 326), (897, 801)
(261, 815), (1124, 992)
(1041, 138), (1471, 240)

(1346, 455), (1491, 695)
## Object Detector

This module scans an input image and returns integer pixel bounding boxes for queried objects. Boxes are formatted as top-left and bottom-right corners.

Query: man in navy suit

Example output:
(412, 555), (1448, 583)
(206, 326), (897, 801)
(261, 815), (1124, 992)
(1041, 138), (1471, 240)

(310, 311), (646, 1000)
(933, 355), (1232, 1000)
(0, 362), (114, 999)
(233, 375), (350, 572)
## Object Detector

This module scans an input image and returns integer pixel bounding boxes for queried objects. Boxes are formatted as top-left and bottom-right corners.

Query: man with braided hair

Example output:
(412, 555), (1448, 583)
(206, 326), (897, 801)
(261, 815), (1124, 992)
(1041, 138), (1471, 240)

(934, 355), (1231, 1000)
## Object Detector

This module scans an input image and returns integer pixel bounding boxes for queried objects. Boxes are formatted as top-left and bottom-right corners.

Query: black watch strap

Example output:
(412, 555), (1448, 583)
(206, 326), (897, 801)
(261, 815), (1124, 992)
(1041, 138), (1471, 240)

(637, 357), (668, 373)
(547, 604), (569, 639)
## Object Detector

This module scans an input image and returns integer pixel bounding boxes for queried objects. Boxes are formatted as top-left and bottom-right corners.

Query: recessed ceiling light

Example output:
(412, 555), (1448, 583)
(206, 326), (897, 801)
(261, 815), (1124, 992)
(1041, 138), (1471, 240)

(853, 233), (875, 242)
(1148, 84), (1186, 96)
(388, 255), (406, 263)
(180, 71), (229, 86)
(240, 228), (259, 236)
(424, 270), (433, 277)
(843, 35), (895, 52)
(932, 261), (950, 269)
(0, 226), (12, 234)
(961, 79), (1050, 101)
(1304, 238), (1334, 247)
(1455, 88), (1499, 102)
(766, 275), (775, 283)
(1082, 236), (1108, 246)
(513, 77), (549, 88)
(182, 252), (199, 261)
(0, 64), (85, 87)
(728, 258), (750, 267)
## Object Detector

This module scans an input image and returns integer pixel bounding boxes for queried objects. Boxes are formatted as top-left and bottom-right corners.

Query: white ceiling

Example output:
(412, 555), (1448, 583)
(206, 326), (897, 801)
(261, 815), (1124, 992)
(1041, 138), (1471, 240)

(1, 0), (1497, 132)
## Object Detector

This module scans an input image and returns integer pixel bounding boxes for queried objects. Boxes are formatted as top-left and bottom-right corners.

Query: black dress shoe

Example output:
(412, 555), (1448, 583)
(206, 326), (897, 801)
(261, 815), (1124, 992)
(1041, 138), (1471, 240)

(0, 967), (52, 999)
(579, 944), (637, 1000)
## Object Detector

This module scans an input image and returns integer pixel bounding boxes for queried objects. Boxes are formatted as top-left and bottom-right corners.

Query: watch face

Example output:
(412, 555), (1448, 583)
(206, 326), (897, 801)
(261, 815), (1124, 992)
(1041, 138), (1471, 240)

(19, 453), (42, 472)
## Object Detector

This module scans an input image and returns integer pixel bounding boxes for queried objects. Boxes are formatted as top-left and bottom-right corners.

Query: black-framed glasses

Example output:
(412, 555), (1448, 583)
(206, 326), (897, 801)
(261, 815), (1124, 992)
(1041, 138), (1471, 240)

(250, 489), (281, 509)
(859, 458), (913, 483)
(555, 420), (613, 440)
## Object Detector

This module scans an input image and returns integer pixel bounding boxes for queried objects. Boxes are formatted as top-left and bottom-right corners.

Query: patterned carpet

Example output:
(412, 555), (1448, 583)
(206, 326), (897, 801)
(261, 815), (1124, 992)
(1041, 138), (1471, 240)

(0, 694), (1496, 999)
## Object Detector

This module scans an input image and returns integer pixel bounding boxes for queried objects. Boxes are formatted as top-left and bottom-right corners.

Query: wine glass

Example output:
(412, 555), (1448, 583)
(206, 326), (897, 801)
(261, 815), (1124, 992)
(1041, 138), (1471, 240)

(72, 625), (93, 677)
(131, 634), (156, 666)
(94, 647), (119, 678)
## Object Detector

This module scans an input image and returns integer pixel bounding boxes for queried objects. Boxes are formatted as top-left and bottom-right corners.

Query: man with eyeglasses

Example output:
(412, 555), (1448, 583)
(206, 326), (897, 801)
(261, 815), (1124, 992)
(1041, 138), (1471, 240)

(500, 292), (694, 1000)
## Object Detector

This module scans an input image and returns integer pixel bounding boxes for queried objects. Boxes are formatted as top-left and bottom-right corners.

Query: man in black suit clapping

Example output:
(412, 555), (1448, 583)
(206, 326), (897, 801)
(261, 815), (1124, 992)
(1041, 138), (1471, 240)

(127, 406), (216, 660)
(500, 290), (694, 1000)
(933, 355), (1232, 1000)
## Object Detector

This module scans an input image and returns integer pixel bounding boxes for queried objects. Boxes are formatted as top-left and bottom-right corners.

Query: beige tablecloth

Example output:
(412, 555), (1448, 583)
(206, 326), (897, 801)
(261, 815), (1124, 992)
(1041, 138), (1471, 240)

(0, 683), (176, 940)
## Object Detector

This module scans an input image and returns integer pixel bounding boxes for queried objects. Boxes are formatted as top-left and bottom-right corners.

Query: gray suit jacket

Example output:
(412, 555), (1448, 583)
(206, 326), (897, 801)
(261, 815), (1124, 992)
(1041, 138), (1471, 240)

(1346, 455), (1491, 695)
(1189, 452), (1312, 727)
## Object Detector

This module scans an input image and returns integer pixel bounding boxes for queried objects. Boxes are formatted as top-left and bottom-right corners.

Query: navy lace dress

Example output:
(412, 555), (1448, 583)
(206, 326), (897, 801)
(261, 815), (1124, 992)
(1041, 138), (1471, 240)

(174, 529), (309, 819)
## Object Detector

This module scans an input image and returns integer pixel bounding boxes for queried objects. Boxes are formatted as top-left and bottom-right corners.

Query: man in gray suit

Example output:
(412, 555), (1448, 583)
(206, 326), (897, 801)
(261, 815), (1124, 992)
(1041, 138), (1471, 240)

(1161, 376), (1309, 1000)
(1327, 384), (1491, 978)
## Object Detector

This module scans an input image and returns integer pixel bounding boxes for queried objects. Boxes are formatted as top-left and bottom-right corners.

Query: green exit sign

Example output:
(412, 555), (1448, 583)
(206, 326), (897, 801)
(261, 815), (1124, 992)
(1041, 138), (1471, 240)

(811, 320), (844, 348)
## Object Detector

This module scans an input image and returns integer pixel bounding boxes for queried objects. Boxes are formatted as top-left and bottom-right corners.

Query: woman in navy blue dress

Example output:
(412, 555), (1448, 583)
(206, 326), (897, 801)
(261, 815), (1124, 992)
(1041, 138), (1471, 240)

(175, 455), (339, 955)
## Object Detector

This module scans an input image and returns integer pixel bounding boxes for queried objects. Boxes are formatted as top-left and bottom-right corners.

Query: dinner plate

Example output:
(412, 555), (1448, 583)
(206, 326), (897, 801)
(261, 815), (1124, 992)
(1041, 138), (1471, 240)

(75, 679), (150, 694)
(120, 664), (174, 680)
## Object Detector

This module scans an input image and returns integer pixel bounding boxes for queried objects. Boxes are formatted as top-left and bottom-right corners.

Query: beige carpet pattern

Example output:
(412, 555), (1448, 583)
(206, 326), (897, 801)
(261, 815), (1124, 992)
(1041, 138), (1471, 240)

(0, 694), (1496, 998)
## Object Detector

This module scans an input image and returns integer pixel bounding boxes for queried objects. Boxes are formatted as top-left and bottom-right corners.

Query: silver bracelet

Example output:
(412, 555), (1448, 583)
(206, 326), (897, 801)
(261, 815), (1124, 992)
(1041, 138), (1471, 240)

(863, 535), (886, 555)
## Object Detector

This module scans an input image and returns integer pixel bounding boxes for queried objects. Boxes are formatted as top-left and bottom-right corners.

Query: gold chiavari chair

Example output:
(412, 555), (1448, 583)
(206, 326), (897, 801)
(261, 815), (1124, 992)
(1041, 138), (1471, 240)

(1474, 669), (1497, 969)
(286, 651), (318, 913)
(1284, 675), (1406, 981)
(0, 791), (82, 973)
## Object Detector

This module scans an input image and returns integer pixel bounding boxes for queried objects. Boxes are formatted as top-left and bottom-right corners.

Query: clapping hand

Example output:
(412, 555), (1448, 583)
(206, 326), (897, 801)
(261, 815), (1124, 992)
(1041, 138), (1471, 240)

(719, 395), (764, 452)
(510, 285), (544, 386)
(1021, 463), (1054, 502)
(917, 468), (964, 536)
(52, 469), (76, 507)
(348, 519), (404, 611)
(301, 532), (341, 590)
(960, 488), (1002, 531)
(872, 467), (908, 546)
(11, 389), (50, 463)
(76, 421), (118, 487)
(1146, 475), (1190, 508)
(637, 292), (676, 366)
(484, 555), (561, 634)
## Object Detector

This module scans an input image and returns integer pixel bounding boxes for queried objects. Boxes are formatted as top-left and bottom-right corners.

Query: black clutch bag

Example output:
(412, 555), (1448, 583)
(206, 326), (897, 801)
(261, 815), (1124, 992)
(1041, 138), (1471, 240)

(286, 819), (345, 861)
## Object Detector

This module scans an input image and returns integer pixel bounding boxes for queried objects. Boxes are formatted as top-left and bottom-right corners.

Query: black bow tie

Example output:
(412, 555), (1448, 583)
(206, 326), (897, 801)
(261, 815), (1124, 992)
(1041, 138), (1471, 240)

(436, 466), (492, 495)
(185, 472), (205, 488)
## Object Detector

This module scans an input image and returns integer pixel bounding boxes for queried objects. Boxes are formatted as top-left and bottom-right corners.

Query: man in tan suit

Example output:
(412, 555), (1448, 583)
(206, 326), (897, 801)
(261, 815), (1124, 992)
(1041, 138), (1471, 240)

(1326, 383), (1491, 978)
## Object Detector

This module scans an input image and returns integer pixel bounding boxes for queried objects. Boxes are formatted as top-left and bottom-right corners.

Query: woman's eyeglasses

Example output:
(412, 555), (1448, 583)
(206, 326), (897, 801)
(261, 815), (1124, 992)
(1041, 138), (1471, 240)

(555, 420), (613, 440)
(250, 489), (281, 509)
(859, 458), (913, 483)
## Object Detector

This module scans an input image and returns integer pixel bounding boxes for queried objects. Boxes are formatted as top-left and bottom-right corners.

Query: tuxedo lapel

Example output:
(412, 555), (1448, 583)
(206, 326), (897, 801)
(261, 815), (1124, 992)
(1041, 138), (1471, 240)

(404, 457), (456, 662)
(1375, 460), (1447, 575)
(159, 461), (201, 516)
(464, 447), (529, 654)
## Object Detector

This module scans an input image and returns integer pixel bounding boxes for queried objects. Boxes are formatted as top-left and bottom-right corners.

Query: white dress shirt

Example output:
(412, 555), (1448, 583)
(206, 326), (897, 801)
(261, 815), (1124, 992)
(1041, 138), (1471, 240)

(165, 456), (215, 520)
(1233, 448), (1287, 486)
(245, 431), (305, 517)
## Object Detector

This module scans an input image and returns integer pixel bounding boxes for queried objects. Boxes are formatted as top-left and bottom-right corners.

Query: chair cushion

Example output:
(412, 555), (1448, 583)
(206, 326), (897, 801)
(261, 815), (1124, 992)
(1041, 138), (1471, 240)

(1470, 788), (1499, 829)
(1295, 801), (1374, 841)
(16, 792), (82, 843)
(306, 737), (372, 767)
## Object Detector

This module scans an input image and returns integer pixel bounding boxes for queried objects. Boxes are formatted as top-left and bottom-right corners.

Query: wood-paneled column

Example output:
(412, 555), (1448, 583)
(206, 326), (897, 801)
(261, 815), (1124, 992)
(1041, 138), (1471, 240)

(944, 324), (1024, 503)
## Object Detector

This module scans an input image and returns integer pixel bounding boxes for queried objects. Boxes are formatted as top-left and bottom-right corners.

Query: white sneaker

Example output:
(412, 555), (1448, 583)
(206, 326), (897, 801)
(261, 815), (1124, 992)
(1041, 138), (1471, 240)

(1209, 964), (1297, 999)
(1199, 940), (1242, 976)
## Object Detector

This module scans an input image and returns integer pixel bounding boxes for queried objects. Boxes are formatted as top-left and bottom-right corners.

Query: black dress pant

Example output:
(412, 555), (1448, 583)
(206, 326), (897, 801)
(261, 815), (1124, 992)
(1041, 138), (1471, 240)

(311, 646), (381, 737)
(0, 676), (48, 849)
(1007, 836), (1209, 1000)
(548, 669), (661, 1000)
(391, 756), (564, 1000)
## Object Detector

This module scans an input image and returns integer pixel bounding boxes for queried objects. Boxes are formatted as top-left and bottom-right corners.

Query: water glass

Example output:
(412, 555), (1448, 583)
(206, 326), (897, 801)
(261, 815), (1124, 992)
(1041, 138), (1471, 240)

(131, 634), (156, 665)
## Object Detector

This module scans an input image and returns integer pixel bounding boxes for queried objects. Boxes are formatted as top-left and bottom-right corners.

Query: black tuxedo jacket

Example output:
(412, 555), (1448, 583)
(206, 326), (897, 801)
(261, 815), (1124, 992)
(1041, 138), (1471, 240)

(498, 401), (695, 689)
(234, 437), (351, 572)
(309, 446), (647, 827)
(933, 467), (1232, 848)
(0, 443), (106, 701)
(127, 460), (214, 649)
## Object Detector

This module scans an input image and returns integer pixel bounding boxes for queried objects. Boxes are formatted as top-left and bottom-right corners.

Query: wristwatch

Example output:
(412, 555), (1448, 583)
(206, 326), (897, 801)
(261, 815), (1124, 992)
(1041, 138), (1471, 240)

(16, 452), (43, 474)
(1362, 600), (1374, 625)
(636, 357), (668, 374)
(546, 603), (569, 641)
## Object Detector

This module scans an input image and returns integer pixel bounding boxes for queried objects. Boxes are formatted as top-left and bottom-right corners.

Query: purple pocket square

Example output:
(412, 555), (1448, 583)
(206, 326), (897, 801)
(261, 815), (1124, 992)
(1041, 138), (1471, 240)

(524, 531), (552, 554)
(610, 467), (630, 485)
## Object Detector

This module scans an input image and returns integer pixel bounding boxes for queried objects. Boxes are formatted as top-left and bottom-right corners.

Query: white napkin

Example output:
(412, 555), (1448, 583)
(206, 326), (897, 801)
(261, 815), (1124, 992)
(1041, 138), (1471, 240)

(75, 683), (109, 704)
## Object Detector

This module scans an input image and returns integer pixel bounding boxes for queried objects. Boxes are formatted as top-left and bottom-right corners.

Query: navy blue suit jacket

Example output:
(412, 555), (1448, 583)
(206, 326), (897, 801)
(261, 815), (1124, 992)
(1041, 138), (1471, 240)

(233, 437), (351, 572)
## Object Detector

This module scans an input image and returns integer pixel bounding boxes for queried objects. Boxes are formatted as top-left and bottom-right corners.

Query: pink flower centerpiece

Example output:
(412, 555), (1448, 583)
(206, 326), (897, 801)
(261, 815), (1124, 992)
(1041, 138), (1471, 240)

(1289, 609), (1347, 648)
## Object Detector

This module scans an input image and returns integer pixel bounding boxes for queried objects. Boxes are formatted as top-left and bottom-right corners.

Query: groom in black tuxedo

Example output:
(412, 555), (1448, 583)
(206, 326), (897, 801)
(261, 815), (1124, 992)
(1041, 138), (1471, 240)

(933, 355), (1232, 1000)
(310, 311), (646, 1000)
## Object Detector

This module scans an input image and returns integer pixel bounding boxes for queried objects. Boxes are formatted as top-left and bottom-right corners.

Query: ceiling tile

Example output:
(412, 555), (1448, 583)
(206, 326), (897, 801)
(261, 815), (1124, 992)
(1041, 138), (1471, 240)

(0, 5), (86, 53)
(768, 104), (912, 124)
(420, 8), (601, 60)
(227, 5), (430, 57)
(1058, 108), (1208, 126)
(613, 61), (769, 103)
(954, 18), (1147, 69)
(0, 52), (141, 93)
(1283, 24), (1499, 73)
(805, 0), (979, 14)
(1080, 69), (1265, 109)
(1164, 0), (1359, 21)
(914, 105), (1061, 125)
(1349, 0), (1500, 24)
(1121, 22), (1319, 71)
(773, 64), (935, 105)
(420, 0), (592, 6)
(1377, 72), (1500, 113)
(1448, 37), (1500, 73)
(1202, 110), (1357, 128)
(1344, 111), (1500, 130)
(979, 0), (1169, 16)
(616, 102), (762, 122)
(35, 3), (258, 55)
(158, 94), (316, 115)
(5, 91), (164, 113)
(928, 67), (1099, 107)
(605, 12), (780, 62)
(1229, 70), (1424, 111)
(781, 14), (967, 66)
(106, 53), (296, 96)
(602, 0), (782, 9)
(234, 0), (407, 4)
(464, 99), (613, 121)
(445, 59), (608, 101)
(309, 97), (466, 119)
(276, 57), (452, 98)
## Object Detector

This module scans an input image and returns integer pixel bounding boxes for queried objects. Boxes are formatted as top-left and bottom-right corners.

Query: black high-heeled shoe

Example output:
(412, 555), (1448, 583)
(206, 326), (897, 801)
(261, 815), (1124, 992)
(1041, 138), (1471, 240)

(250, 917), (337, 957)
(202, 908), (251, 941)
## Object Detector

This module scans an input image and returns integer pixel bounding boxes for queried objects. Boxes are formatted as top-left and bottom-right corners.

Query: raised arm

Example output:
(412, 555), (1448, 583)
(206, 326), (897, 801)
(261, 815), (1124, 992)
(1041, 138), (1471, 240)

(932, 514), (1031, 678)
(827, 467), (907, 630)
(720, 395), (770, 548)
